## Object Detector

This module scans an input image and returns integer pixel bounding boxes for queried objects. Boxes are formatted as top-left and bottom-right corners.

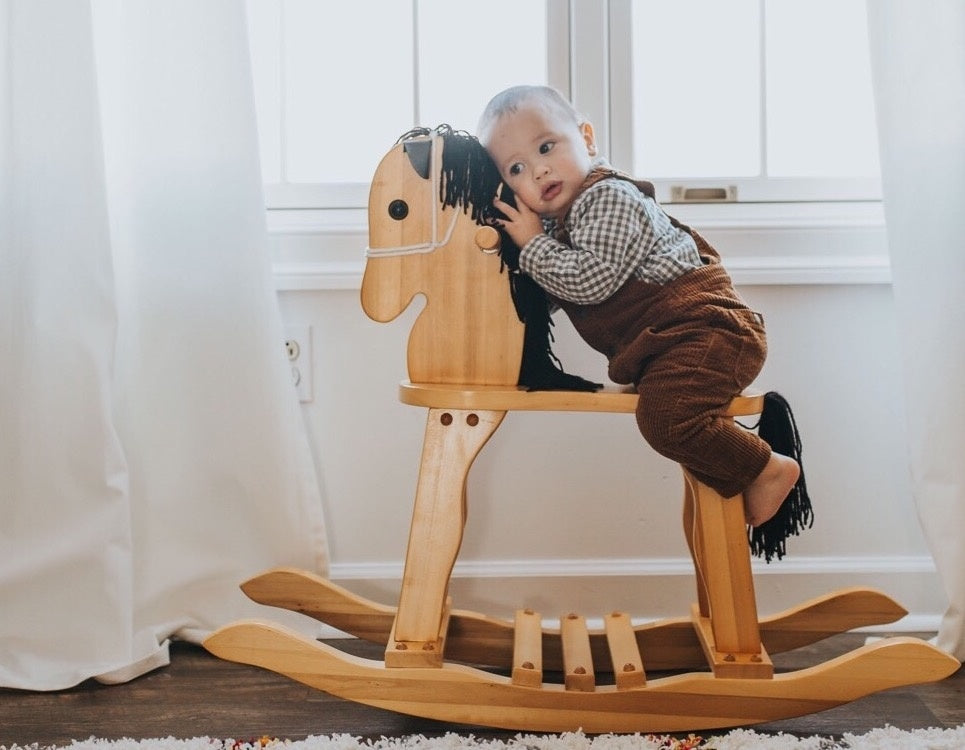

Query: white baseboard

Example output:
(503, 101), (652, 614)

(329, 554), (936, 581)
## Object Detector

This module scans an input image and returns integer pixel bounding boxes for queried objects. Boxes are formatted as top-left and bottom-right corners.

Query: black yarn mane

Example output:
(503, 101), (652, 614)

(397, 125), (599, 392)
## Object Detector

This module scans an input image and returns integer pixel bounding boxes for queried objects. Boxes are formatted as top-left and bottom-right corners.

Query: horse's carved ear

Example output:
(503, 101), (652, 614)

(403, 139), (432, 179)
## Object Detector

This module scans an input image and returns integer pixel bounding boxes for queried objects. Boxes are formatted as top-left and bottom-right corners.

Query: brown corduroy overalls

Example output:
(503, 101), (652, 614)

(552, 171), (772, 498)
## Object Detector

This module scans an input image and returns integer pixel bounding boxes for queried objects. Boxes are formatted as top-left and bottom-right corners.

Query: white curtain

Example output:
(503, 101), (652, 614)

(0, 0), (328, 689)
(867, 0), (965, 660)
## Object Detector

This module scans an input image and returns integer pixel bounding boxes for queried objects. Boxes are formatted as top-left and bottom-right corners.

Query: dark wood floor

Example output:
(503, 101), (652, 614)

(1, 634), (961, 747)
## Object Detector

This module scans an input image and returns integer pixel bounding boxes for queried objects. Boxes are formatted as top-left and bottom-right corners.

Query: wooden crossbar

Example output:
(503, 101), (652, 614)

(512, 609), (543, 688)
(561, 612), (595, 692)
(604, 611), (647, 689)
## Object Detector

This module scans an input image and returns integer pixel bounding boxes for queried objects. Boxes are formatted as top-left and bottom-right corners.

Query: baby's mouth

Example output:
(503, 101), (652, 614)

(541, 182), (562, 202)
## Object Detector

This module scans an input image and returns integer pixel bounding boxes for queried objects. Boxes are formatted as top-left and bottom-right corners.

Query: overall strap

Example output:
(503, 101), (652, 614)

(560, 167), (716, 261)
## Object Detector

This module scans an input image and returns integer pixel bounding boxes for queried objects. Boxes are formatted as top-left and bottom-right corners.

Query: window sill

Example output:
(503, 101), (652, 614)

(267, 200), (890, 291)
(264, 198), (885, 232)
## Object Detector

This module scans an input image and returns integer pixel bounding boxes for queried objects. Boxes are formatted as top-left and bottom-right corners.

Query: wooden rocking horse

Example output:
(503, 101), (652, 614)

(204, 127), (959, 733)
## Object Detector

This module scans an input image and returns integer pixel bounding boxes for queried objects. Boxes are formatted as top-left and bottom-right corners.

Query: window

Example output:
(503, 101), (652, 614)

(607, 0), (880, 203)
(248, 0), (881, 212)
(246, 0), (555, 209)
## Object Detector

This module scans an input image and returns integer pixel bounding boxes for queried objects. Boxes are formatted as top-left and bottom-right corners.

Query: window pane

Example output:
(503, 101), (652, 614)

(630, 0), (760, 178)
(418, 0), (548, 133)
(284, 0), (414, 184)
(766, 0), (880, 177)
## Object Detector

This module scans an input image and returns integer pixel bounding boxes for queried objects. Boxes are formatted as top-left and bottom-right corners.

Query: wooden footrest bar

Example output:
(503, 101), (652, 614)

(561, 612), (595, 692)
(509, 606), (773, 689)
(508, 610), (660, 690)
(604, 611), (647, 689)
(512, 609), (543, 687)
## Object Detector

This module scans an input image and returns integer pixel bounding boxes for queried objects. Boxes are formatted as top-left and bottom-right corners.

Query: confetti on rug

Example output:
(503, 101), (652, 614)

(4, 725), (965, 750)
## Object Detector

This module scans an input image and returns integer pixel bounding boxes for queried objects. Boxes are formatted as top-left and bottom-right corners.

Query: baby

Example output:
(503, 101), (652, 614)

(478, 85), (800, 526)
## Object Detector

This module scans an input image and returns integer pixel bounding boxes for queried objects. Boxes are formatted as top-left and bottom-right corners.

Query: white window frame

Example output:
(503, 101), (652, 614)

(259, 0), (570, 211)
(598, 0), (882, 205)
(258, 0), (881, 210)
(262, 0), (888, 289)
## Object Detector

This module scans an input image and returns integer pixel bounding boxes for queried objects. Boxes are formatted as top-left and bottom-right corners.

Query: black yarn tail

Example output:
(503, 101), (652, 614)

(748, 391), (814, 563)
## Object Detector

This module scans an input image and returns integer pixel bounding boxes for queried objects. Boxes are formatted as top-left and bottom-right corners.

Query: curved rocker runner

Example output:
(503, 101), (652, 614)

(221, 568), (928, 673)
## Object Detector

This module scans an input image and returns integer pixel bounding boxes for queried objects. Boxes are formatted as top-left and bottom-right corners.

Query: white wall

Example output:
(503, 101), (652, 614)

(269, 210), (945, 632)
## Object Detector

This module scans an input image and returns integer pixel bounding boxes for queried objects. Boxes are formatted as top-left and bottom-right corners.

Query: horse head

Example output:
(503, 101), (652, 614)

(362, 127), (525, 386)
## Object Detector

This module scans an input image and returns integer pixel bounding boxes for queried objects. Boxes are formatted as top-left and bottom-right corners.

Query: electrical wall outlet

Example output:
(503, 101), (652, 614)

(284, 326), (313, 403)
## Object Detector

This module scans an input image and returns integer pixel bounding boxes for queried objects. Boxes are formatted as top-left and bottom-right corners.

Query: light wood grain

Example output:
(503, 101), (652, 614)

(560, 613), (595, 692)
(685, 470), (762, 658)
(239, 568), (924, 672)
(399, 381), (765, 416)
(604, 612), (646, 689)
(393, 408), (504, 645)
(205, 621), (960, 734)
(512, 609), (543, 688)
(362, 137), (524, 385)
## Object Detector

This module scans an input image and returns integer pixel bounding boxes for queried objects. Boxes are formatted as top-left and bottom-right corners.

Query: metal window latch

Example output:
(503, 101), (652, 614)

(669, 185), (738, 203)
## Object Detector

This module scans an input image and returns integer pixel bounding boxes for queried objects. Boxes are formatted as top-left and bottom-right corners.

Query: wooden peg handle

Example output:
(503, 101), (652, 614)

(474, 226), (500, 253)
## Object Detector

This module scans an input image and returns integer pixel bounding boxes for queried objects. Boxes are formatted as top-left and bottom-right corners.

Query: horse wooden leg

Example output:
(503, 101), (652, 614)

(683, 468), (773, 679)
(682, 473), (710, 618)
(387, 407), (505, 667)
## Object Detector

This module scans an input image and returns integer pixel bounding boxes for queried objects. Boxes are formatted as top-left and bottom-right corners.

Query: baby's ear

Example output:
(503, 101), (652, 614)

(580, 121), (597, 155)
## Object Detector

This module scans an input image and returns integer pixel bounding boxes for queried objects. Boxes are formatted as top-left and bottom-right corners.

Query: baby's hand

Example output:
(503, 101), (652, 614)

(493, 195), (543, 248)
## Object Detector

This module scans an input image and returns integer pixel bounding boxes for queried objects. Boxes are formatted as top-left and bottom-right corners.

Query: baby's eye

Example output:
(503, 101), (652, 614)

(508, 163), (523, 176)
(539, 141), (554, 155)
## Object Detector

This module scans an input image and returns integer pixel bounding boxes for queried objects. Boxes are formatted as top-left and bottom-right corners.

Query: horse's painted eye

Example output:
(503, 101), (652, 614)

(388, 199), (409, 221)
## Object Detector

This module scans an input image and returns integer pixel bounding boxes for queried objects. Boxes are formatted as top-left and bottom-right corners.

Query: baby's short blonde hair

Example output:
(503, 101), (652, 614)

(477, 85), (584, 146)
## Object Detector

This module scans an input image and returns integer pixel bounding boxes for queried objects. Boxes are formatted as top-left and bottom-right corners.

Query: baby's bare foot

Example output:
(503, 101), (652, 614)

(744, 453), (800, 527)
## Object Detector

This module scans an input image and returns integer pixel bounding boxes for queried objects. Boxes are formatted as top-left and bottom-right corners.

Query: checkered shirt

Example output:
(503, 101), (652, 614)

(519, 177), (702, 305)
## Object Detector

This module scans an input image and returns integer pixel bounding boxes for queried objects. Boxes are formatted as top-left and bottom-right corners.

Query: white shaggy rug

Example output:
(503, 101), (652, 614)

(6, 726), (965, 750)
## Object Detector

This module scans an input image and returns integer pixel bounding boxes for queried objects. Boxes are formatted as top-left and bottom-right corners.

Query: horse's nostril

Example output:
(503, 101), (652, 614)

(388, 199), (409, 220)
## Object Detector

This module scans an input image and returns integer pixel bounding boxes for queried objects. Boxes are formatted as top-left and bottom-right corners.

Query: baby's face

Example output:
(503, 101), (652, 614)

(484, 102), (596, 221)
